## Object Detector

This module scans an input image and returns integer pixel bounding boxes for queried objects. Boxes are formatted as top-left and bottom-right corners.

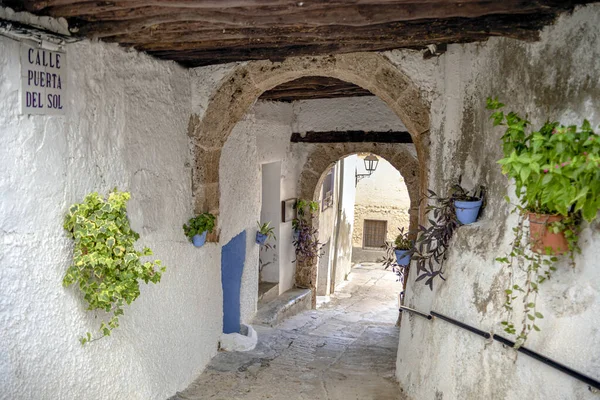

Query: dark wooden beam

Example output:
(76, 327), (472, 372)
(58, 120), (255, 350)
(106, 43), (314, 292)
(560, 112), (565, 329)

(291, 131), (413, 143)
(27, 0), (583, 24)
(260, 77), (373, 102)
(10, 0), (598, 67)
(140, 13), (561, 67)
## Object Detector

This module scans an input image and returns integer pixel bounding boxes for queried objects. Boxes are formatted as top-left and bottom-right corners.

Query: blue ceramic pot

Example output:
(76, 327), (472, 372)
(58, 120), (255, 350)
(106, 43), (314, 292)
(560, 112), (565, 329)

(256, 232), (268, 245)
(454, 199), (483, 225)
(394, 249), (411, 267)
(192, 231), (208, 247)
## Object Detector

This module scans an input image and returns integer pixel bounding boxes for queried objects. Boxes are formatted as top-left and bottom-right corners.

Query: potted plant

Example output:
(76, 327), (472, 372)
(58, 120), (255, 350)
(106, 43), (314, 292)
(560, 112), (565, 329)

(407, 184), (484, 289)
(292, 199), (319, 241)
(452, 185), (485, 225)
(487, 97), (599, 346)
(487, 98), (600, 254)
(408, 188), (459, 290)
(393, 227), (412, 266)
(291, 199), (323, 266)
(256, 221), (276, 245)
(183, 213), (216, 247)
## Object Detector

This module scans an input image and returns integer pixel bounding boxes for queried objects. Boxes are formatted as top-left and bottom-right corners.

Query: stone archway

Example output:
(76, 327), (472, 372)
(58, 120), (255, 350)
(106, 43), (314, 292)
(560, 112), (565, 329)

(296, 143), (419, 294)
(189, 53), (430, 234)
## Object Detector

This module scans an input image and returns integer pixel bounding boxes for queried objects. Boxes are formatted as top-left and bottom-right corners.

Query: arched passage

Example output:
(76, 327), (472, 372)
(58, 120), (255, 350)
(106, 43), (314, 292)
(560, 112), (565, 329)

(190, 53), (430, 230)
(296, 144), (419, 294)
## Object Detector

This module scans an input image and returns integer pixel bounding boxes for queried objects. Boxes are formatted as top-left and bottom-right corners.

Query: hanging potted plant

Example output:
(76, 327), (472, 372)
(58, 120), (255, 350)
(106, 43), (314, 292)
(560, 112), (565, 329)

(292, 199), (323, 266)
(183, 213), (216, 247)
(256, 221), (276, 245)
(487, 97), (600, 346)
(292, 199), (319, 241)
(452, 185), (485, 225)
(393, 227), (412, 266)
(488, 98), (600, 254)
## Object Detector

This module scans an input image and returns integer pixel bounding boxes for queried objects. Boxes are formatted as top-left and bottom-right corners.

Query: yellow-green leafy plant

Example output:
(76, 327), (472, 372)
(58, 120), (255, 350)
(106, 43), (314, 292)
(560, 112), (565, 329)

(63, 190), (165, 345)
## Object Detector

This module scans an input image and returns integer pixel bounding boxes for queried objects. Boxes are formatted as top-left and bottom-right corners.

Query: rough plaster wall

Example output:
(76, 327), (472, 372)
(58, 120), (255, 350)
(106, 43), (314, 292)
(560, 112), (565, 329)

(292, 96), (407, 133)
(220, 117), (261, 324)
(397, 5), (600, 400)
(190, 62), (241, 120)
(0, 37), (223, 400)
(334, 155), (358, 284)
(353, 157), (411, 247)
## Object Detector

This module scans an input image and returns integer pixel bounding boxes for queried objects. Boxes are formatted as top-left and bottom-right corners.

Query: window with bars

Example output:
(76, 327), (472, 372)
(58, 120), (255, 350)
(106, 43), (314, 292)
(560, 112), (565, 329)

(363, 219), (387, 248)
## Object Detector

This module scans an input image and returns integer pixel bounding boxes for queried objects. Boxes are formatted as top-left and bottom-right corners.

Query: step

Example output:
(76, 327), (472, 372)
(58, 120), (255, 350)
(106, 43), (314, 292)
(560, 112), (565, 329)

(258, 282), (279, 306)
(253, 288), (312, 327)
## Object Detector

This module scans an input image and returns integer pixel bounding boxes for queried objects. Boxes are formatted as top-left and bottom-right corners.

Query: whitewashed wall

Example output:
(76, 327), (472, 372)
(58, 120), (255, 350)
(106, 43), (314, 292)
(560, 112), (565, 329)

(396, 5), (600, 400)
(293, 96), (407, 132)
(220, 97), (408, 303)
(0, 37), (223, 400)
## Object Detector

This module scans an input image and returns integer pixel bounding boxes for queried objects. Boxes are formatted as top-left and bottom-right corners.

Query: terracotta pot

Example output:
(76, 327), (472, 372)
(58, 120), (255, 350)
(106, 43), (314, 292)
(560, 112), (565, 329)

(528, 213), (568, 255)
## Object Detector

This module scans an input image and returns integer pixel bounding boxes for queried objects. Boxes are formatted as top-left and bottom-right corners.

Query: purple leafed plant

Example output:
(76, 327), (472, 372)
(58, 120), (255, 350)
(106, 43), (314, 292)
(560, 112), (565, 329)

(292, 199), (324, 262)
(292, 217), (324, 262)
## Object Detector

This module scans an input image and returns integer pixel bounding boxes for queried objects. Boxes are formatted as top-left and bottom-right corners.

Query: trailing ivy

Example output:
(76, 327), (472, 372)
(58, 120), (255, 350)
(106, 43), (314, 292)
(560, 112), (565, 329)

(487, 97), (600, 346)
(63, 190), (165, 345)
(408, 185), (484, 290)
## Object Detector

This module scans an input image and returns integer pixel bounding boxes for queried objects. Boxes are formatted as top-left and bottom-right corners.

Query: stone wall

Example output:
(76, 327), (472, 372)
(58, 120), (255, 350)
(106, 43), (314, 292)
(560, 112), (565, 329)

(396, 5), (600, 400)
(351, 157), (411, 263)
(0, 36), (223, 400)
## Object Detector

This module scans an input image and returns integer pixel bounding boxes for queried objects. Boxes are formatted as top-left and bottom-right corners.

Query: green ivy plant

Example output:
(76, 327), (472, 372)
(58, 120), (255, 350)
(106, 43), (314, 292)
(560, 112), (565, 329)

(183, 213), (216, 241)
(63, 190), (165, 345)
(487, 97), (600, 347)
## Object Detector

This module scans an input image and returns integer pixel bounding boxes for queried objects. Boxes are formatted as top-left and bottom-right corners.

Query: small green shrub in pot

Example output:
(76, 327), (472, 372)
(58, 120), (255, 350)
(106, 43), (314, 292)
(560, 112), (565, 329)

(256, 221), (276, 245)
(394, 227), (411, 251)
(393, 227), (412, 268)
(183, 213), (216, 247)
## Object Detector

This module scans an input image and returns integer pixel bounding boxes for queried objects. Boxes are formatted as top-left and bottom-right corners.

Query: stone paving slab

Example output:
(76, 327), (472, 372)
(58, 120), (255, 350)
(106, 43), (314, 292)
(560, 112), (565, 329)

(170, 263), (406, 400)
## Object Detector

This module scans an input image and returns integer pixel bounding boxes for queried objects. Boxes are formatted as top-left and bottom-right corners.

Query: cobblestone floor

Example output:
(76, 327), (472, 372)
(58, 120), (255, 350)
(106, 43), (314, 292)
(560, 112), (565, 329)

(171, 263), (405, 400)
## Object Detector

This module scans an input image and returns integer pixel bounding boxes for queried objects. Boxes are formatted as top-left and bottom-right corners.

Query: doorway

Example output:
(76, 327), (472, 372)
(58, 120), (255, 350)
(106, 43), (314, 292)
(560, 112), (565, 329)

(258, 161), (281, 299)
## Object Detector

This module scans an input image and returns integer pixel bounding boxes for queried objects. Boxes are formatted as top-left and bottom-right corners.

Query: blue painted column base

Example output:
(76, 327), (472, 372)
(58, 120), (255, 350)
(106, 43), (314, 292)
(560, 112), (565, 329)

(221, 230), (246, 334)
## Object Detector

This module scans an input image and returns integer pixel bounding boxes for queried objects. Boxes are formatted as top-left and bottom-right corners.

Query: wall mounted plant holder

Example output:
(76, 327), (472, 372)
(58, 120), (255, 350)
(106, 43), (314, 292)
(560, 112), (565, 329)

(193, 231), (208, 247)
(256, 232), (268, 245)
(455, 198), (483, 225)
(528, 213), (568, 255)
(394, 249), (411, 266)
(184, 213), (216, 247)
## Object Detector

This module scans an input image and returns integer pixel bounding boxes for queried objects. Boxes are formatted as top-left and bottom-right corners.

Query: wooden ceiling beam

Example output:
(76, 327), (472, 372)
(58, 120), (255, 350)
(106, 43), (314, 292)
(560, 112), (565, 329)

(260, 77), (373, 102)
(291, 131), (413, 143)
(23, 0), (559, 15)
(68, 2), (569, 38)
(102, 12), (547, 46)
(10, 0), (596, 68)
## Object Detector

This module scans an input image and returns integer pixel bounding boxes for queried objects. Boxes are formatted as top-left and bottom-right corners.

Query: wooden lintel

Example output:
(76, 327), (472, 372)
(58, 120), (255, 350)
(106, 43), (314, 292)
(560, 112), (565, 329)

(291, 131), (413, 144)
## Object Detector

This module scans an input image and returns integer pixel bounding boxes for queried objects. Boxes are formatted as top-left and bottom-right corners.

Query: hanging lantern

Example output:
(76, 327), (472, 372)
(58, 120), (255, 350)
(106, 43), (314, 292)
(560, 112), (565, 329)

(364, 154), (379, 174)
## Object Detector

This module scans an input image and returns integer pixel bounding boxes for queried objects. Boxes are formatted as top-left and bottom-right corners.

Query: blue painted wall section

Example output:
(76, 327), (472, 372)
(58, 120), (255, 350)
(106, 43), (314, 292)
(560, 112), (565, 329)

(221, 230), (246, 334)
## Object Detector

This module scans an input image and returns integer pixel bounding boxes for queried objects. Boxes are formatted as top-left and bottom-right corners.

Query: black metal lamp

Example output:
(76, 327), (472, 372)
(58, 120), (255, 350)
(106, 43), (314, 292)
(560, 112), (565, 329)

(364, 154), (379, 174)
(355, 154), (379, 185)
